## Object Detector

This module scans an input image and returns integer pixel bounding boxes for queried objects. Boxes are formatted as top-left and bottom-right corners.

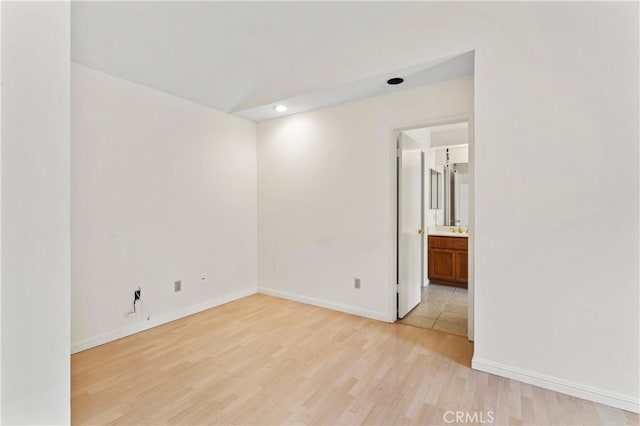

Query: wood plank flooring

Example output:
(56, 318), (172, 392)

(72, 294), (639, 425)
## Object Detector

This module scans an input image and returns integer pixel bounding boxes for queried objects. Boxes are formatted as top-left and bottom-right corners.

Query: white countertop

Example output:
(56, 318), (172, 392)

(428, 230), (468, 238)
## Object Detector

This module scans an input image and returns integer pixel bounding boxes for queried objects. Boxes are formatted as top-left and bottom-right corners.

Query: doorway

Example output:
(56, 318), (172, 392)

(395, 118), (473, 339)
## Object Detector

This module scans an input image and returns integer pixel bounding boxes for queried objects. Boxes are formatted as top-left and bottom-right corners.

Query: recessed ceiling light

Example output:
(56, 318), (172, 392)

(274, 105), (287, 112)
(387, 77), (404, 85)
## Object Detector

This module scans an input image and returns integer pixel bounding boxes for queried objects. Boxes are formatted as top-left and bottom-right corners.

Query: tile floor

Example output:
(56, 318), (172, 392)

(398, 283), (468, 336)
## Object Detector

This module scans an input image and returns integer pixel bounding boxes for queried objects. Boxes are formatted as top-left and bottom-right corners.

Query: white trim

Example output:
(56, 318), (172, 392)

(0, 2), (3, 419)
(472, 357), (640, 414)
(258, 287), (390, 323)
(71, 288), (257, 354)
(466, 113), (475, 342)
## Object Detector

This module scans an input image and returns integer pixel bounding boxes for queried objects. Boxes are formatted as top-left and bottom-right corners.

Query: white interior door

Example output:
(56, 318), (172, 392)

(398, 138), (424, 318)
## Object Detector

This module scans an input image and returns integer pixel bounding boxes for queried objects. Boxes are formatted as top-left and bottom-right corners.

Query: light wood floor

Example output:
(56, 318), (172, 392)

(72, 294), (639, 425)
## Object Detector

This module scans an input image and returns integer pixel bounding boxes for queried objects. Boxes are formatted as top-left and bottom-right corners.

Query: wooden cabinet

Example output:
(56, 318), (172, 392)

(428, 236), (468, 288)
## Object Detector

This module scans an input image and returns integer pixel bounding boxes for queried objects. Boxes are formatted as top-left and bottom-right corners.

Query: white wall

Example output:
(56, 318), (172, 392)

(1, 2), (70, 423)
(259, 2), (639, 412)
(427, 139), (439, 230)
(431, 127), (467, 147)
(433, 145), (468, 169)
(1, 2), (4, 420)
(257, 76), (473, 321)
(71, 64), (257, 352)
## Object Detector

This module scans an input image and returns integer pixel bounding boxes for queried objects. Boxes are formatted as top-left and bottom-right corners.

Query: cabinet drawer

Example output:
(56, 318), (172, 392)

(428, 235), (468, 250)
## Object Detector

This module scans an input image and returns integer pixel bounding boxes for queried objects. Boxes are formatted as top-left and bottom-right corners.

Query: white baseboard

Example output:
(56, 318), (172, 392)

(257, 286), (389, 323)
(71, 288), (257, 354)
(472, 357), (640, 414)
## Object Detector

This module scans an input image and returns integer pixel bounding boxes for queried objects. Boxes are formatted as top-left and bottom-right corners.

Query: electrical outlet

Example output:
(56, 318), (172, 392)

(174, 280), (182, 292)
(354, 278), (361, 289)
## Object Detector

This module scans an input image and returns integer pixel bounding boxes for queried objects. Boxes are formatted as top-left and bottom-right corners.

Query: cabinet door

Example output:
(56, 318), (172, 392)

(454, 250), (468, 283)
(428, 249), (456, 281)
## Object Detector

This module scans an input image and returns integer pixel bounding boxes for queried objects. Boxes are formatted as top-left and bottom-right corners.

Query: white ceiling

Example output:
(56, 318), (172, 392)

(234, 52), (474, 121)
(71, 2), (474, 122)
(429, 122), (469, 134)
(402, 128), (430, 145)
(403, 122), (469, 147)
(71, 2), (396, 112)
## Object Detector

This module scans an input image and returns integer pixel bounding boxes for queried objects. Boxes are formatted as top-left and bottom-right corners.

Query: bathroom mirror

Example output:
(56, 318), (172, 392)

(429, 169), (441, 209)
(442, 163), (469, 226)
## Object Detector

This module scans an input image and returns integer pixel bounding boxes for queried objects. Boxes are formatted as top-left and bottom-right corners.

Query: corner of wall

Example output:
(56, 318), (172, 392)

(257, 287), (390, 323)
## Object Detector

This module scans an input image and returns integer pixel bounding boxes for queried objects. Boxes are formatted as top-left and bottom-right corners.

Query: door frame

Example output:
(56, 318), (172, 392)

(390, 113), (475, 341)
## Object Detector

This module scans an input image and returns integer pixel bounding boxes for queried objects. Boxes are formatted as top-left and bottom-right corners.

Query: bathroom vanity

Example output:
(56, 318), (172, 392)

(428, 234), (468, 288)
